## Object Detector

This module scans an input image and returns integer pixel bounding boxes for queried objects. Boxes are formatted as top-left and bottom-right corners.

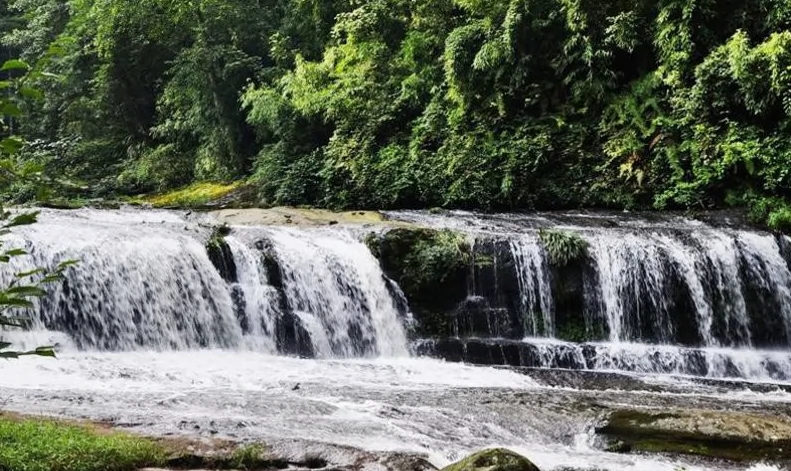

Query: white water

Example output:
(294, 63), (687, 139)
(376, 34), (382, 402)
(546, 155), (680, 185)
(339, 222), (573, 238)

(261, 227), (408, 357)
(0, 209), (788, 470)
(0, 209), (409, 357)
(509, 236), (553, 336)
(586, 232), (676, 343)
(0, 351), (779, 471)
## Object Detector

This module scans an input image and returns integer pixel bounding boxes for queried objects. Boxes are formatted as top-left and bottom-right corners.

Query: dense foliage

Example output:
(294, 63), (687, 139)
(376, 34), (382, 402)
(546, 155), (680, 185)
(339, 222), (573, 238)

(3, 1), (791, 228)
(0, 56), (76, 358)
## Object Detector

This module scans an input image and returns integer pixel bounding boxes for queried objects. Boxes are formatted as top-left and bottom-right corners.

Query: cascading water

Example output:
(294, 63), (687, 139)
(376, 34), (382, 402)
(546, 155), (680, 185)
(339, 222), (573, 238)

(509, 236), (553, 336)
(0, 209), (409, 357)
(9, 207), (791, 381)
(230, 226), (409, 357)
(2, 208), (791, 471)
(0, 210), (241, 350)
(391, 210), (791, 382)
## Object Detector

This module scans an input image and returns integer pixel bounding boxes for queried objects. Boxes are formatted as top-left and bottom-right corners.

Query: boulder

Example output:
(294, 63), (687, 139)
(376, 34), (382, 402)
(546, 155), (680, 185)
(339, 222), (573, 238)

(597, 408), (791, 462)
(440, 449), (540, 471)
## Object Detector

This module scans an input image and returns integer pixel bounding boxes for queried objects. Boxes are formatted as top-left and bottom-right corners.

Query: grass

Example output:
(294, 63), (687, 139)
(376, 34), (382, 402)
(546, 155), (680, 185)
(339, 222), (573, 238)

(0, 415), (166, 471)
(0, 414), (290, 471)
(142, 182), (241, 208)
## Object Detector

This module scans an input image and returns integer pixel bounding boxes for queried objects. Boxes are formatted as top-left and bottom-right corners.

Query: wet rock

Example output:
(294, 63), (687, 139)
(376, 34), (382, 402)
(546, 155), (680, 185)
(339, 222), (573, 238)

(596, 408), (791, 462)
(206, 235), (237, 283)
(254, 239), (314, 357)
(440, 449), (540, 471)
(379, 453), (436, 471)
(604, 440), (631, 453)
(366, 227), (470, 337)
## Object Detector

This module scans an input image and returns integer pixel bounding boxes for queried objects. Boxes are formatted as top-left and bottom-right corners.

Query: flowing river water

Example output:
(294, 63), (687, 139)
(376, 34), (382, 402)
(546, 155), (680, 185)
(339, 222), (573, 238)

(0, 208), (789, 471)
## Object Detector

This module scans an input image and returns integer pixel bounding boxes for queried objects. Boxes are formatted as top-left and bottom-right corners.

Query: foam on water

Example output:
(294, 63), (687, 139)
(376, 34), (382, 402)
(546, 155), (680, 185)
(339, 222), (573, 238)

(0, 351), (775, 471)
(0, 209), (409, 357)
(391, 209), (791, 382)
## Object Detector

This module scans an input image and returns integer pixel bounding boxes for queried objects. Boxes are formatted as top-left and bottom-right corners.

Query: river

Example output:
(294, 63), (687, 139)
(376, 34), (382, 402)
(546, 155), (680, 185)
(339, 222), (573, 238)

(0, 208), (789, 471)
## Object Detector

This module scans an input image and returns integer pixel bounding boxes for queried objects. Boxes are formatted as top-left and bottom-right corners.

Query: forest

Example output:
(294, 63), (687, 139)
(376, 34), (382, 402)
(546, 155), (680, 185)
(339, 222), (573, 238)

(2, 0), (791, 229)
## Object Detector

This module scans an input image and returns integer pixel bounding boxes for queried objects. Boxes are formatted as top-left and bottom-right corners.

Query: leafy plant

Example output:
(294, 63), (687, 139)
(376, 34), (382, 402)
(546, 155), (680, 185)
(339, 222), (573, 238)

(229, 444), (268, 470)
(538, 229), (589, 267)
(0, 57), (76, 358)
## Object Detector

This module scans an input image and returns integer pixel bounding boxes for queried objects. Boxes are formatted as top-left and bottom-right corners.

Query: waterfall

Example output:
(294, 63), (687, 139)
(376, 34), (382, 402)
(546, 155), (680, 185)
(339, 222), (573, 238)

(0, 209), (410, 357)
(223, 235), (280, 353)
(587, 233), (678, 343)
(389, 210), (791, 381)
(509, 236), (553, 336)
(249, 226), (409, 357)
(0, 211), (241, 351)
(7, 207), (791, 382)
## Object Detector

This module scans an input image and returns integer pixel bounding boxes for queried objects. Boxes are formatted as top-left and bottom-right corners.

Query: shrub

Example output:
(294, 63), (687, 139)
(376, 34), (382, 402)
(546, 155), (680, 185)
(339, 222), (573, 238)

(538, 229), (589, 266)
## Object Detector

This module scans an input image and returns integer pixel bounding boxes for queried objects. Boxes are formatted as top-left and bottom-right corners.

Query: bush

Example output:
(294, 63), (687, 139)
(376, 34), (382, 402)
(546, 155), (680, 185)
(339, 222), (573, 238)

(538, 229), (589, 267)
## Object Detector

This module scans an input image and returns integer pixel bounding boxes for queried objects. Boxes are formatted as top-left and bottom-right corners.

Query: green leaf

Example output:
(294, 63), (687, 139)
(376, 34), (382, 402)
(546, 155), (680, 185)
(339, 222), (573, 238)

(0, 297), (34, 308)
(0, 342), (12, 350)
(56, 259), (79, 270)
(19, 87), (44, 101)
(32, 346), (56, 358)
(0, 317), (26, 328)
(6, 286), (47, 297)
(0, 59), (30, 71)
(20, 161), (44, 176)
(0, 137), (23, 156)
(40, 275), (64, 283)
(5, 212), (39, 228)
(3, 248), (27, 257)
(15, 268), (46, 278)
(0, 103), (22, 117)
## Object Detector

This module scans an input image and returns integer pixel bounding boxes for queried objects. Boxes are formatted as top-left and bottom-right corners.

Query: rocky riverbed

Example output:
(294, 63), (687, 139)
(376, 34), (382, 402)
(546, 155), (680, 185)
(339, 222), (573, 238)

(0, 351), (789, 471)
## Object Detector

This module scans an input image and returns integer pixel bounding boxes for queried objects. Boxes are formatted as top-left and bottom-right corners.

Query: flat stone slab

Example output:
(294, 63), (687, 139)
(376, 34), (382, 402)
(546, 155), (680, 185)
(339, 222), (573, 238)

(597, 408), (791, 462)
(139, 468), (241, 471)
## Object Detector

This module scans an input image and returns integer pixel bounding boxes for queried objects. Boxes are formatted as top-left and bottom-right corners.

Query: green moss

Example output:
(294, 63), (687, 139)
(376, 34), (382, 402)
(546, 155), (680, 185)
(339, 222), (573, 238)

(598, 410), (791, 462)
(768, 205), (791, 232)
(208, 223), (232, 249)
(0, 415), (167, 471)
(140, 182), (241, 208)
(440, 448), (540, 471)
(556, 318), (587, 343)
(538, 229), (589, 266)
(367, 227), (471, 336)
(228, 444), (279, 470)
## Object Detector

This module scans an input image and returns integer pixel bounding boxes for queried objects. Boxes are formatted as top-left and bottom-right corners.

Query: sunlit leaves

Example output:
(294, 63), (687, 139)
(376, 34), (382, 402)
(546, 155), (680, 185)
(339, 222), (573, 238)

(0, 59), (30, 71)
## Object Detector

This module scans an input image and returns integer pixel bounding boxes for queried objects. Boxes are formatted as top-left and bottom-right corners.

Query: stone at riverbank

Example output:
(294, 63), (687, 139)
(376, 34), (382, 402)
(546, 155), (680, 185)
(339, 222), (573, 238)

(440, 449), (540, 471)
(597, 408), (791, 462)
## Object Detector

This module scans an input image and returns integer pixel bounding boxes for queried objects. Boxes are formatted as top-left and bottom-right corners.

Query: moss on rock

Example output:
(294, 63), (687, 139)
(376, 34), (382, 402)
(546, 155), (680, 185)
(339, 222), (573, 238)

(597, 409), (791, 462)
(538, 229), (588, 267)
(139, 182), (243, 208)
(441, 448), (540, 471)
(366, 227), (471, 337)
(206, 224), (236, 282)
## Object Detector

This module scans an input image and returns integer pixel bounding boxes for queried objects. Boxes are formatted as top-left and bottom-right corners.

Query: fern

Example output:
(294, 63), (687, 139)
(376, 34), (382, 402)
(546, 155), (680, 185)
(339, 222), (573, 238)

(538, 229), (589, 266)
